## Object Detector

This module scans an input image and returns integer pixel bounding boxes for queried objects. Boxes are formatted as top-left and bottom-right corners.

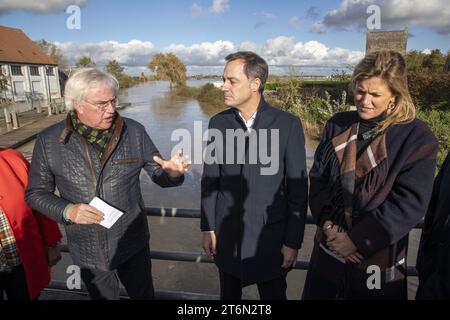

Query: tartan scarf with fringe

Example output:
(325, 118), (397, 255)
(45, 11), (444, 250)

(311, 121), (388, 231)
(70, 111), (115, 159)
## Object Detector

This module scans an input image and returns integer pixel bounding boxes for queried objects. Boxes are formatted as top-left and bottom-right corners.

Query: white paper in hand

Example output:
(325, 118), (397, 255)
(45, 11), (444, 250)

(89, 197), (124, 229)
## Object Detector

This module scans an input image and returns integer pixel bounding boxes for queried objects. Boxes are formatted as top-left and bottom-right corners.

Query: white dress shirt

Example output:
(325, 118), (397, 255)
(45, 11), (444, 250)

(238, 110), (257, 132)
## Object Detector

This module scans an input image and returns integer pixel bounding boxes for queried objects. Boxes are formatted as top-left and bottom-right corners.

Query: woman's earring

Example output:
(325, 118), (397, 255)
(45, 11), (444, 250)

(388, 102), (395, 110)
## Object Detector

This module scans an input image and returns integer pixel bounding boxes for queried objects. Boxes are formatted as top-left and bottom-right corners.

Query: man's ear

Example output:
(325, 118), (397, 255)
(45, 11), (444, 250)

(251, 78), (261, 92)
(73, 101), (83, 115)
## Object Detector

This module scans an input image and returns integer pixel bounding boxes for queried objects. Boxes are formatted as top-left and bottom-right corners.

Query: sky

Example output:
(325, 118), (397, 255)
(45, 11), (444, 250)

(1, 0), (449, 76)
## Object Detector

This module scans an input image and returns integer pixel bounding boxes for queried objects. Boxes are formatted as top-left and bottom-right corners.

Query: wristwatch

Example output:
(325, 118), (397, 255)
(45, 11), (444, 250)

(63, 205), (75, 225)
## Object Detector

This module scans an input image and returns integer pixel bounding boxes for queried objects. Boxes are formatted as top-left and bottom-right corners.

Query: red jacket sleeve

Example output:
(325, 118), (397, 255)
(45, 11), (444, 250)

(34, 210), (62, 246)
(4, 149), (62, 246)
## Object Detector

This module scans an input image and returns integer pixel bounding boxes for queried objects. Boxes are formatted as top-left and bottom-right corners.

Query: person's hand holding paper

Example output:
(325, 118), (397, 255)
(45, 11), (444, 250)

(89, 197), (124, 229)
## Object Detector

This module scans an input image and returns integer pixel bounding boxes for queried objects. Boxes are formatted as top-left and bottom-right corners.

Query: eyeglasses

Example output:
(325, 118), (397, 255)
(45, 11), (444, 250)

(84, 97), (118, 110)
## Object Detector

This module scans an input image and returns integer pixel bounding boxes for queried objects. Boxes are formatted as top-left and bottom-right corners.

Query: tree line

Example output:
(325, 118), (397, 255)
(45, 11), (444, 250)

(34, 39), (188, 90)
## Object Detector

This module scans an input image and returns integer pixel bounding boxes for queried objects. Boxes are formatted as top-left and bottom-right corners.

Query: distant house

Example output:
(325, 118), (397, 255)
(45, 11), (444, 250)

(0, 25), (61, 102)
(212, 81), (223, 89)
(366, 28), (408, 56)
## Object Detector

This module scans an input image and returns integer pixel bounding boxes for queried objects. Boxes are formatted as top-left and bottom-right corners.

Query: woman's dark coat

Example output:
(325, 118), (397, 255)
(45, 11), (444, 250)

(416, 151), (450, 299)
(303, 111), (437, 300)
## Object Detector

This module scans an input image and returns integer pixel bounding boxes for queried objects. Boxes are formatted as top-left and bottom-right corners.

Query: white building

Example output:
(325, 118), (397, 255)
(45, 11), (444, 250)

(0, 25), (61, 103)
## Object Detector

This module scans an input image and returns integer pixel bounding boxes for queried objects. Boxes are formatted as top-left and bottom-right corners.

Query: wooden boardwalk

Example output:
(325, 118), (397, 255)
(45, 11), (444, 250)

(0, 110), (67, 149)
(0, 102), (134, 149)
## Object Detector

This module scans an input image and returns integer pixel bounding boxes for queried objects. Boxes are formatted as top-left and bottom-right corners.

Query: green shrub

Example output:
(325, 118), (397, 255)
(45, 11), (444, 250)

(417, 108), (450, 170)
(175, 83), (224, 109)
(408, 71), (450, 110)
(265, 83), (281, 91)
(197, 84), (224, 108)
(175, 85), (200, 97)
(117, 74), (139, 89)
(294, 91), (352, 138)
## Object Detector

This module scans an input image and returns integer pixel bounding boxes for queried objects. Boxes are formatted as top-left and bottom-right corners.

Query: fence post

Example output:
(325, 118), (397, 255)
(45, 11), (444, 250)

(3, 107), (11, 124)
(36, 99), (42, 113)
(11, 111), (19, 129)
(47, 101), (53, 116)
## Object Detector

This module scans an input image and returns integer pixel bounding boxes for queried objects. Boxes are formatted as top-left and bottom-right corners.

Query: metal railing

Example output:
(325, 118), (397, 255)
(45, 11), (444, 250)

(47, 207), (422, 300)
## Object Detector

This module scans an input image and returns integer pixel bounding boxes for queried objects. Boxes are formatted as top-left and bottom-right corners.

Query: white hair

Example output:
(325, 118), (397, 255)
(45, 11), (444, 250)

(64, 68), (119, 110)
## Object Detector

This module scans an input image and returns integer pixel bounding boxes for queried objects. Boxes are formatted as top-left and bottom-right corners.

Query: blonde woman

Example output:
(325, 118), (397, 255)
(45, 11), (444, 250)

(302, 51), (438, 300)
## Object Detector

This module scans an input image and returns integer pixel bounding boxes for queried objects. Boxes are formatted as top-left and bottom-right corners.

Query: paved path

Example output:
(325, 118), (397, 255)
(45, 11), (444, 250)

(0, 111), (67, 148)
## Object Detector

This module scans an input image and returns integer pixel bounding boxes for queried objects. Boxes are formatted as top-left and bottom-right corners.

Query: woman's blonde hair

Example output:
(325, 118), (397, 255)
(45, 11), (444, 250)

(351, 50), (415, 132)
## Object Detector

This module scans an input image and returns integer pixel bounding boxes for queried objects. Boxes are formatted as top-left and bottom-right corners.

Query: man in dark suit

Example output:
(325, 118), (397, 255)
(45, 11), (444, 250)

(201, 51), (308, 300)
(416, 150), (450, 299)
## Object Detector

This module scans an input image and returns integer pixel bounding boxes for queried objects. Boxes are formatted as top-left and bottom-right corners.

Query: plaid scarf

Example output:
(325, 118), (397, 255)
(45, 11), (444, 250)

(70, 111), (115, 159)
(312, 121), (387, 231)
(0, 207), (21, 272)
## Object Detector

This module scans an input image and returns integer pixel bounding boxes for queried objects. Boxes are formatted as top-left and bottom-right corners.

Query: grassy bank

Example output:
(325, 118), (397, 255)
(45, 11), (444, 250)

(266, 78), (353, 139)
(176, 83), (224, 109)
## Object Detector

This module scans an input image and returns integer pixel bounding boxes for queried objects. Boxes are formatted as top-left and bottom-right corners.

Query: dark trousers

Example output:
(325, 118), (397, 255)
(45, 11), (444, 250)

(219, 271), (287, 300)
(0, 264), (31, 300)
(81, 244), (154, 300)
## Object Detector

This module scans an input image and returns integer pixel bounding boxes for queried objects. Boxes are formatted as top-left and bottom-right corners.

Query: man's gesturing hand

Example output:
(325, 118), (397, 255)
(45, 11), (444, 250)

(67, 204), (104, 224)
(153, 149), (191, 178)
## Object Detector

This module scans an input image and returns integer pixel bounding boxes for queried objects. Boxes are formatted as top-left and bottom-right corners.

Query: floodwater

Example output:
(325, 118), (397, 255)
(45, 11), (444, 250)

(16, 80), (420, 299)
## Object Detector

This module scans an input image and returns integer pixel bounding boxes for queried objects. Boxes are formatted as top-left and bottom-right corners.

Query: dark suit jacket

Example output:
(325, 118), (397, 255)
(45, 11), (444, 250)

(417, 151), (450, 299)
(201, 98), (308, 286)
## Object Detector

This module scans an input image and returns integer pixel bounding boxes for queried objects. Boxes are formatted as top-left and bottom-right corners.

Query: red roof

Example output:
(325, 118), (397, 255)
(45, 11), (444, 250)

(0, 25), (56, 65)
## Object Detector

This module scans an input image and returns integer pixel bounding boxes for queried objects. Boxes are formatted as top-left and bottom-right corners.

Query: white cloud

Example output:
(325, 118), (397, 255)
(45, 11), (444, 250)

(0, 0), (87, 15)
(289, 16), (301, 30)
(55, 40), (155, 67)
(210, 0), (229, 14)
(236, 36), (364, 67)
(55, 37), (363, 75)
(164, 40), (235, 66)
(311, 21), (326, 34)
(422, 48), (432, 54)
(262, 36), (297, 58)
(191, 0), (229, 17)
(321, 0), (450, 35)
(239, 41), (261, 53)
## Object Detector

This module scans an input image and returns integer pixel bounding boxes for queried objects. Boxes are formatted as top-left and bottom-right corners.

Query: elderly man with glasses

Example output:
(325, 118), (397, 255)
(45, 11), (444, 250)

(25, 68), (190, 300)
